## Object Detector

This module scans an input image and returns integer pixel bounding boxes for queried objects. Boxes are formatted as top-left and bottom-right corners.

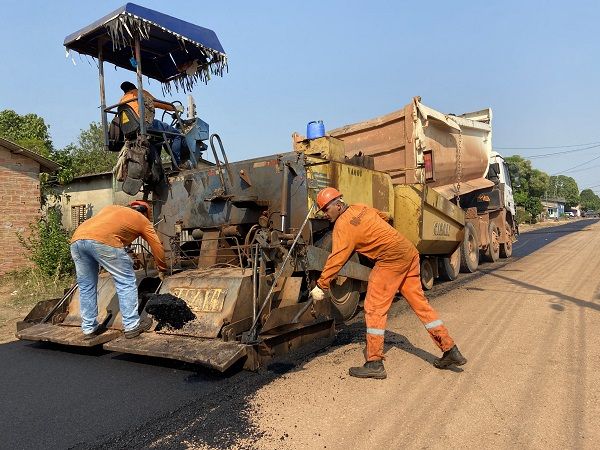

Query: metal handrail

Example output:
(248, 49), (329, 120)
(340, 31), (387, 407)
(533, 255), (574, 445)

(209, 133), (232, 193)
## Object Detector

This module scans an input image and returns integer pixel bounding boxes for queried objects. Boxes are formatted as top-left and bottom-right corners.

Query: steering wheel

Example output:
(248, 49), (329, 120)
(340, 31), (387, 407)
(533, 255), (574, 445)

(161, 100), (184, 127)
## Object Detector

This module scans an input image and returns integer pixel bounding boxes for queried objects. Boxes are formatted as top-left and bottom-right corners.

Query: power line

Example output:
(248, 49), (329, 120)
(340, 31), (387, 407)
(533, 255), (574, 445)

(496, 141), (600, 150)
(526, 143), (600, 159)
(551, 153), (600, 176)
(560, 162), (600, 174)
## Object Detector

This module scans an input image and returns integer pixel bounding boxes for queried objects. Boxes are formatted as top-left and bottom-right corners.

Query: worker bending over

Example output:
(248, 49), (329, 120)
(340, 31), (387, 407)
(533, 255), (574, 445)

(70, 201), (167, 339)
(311, 187), (467, 379)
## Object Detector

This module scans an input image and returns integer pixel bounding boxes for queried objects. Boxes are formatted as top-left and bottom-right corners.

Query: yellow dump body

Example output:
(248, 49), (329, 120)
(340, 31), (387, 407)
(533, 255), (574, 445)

(301, 137), (395, 216)
(394, 184), (464, 255)
(298, 137), (464, 257)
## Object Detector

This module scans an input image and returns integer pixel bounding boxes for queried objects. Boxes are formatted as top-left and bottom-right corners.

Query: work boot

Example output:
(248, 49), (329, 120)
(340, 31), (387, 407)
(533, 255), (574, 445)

(124, 316), (153, 339)
(349, 360), (387, 379)
(82, 325), (106, 340)
(433, 345), (467, 369)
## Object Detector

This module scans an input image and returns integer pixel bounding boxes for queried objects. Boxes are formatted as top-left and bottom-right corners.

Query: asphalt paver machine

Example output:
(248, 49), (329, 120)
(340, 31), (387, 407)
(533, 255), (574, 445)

(16, 3), (387, 371)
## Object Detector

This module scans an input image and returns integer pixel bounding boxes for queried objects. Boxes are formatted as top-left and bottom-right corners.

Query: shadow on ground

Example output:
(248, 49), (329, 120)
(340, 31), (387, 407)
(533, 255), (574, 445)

(4, 220), (596, 449)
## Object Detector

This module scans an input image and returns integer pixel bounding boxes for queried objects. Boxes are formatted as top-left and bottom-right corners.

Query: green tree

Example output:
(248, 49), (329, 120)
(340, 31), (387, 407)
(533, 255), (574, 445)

(548, 175), (580, 208)
(0, 109), (53, 156)
(580, 189), (600, 211)
(61, 122), (118, 178)
(505, 155), (550, 222)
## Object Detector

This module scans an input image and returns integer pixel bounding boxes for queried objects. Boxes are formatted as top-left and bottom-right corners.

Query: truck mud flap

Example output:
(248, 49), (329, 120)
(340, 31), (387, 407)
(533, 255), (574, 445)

(103, 333), (248, 372)
(16, 323), (121, 347)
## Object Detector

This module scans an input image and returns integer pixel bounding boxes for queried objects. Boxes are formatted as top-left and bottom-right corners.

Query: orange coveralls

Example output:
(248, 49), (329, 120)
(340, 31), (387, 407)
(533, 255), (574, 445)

(317, 204), (455, 361)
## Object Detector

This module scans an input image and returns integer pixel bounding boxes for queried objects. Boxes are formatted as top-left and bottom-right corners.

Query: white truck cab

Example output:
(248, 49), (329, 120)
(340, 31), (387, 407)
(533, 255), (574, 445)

(489, 151), (516, 217)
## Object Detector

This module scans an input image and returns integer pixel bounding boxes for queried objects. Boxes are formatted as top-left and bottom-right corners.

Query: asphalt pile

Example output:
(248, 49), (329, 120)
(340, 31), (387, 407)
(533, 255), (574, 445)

(145, 294), (196, 330)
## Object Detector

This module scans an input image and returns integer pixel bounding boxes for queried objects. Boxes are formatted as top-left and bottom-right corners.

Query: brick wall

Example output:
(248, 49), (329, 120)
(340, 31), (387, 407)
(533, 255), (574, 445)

(0, 147), (41, 274)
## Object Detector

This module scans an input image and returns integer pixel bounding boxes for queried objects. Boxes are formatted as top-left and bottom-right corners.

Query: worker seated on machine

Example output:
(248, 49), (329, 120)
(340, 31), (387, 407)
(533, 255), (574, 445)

(118, 81), (185, 166)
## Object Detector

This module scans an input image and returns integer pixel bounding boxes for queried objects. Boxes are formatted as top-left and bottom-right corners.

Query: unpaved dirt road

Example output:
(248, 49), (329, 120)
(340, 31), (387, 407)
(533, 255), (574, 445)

(1, 219), (599, 449)
(246, 220), (600, 449)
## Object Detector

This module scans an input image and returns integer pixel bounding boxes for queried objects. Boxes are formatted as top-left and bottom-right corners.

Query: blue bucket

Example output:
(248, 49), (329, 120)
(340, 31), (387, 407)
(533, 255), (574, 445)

(307, 120), (325, 140)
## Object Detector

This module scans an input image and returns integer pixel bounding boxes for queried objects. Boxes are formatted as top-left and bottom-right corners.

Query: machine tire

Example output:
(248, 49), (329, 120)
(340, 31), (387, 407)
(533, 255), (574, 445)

(500, 222), (513, 258)
(314, 231), (361, 323)
(420, 258), (434, 290)
(460, 223), (479, 273)
(439, 247), (461, 281)
(329, 278), (361, 323)
(484, 221), (501, 262)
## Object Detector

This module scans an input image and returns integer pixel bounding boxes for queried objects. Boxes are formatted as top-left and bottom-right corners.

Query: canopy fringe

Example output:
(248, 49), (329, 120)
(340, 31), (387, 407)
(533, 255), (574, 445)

(103, 12), (227, 93)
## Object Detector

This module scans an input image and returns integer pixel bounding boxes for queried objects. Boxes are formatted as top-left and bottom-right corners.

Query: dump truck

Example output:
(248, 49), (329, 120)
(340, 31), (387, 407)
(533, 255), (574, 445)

(17, 4), (482, 371)
(325, 98), (518, 287)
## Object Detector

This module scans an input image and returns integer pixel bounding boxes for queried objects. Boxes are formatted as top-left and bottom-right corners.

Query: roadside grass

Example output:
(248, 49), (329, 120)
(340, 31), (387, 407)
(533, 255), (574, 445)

(0, 269), (74, 308)
(0, 269), (74, 342)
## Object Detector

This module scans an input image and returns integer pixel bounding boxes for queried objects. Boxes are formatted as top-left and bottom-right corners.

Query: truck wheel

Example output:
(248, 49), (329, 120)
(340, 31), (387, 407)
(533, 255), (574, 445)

(440, 247), (461, 281)
(484, 222), (500, 262)
(420, 258), (434, 290)
(330, 278), (361, 323)
(500, 222), (513, 258)
(460, 223), (479, 273)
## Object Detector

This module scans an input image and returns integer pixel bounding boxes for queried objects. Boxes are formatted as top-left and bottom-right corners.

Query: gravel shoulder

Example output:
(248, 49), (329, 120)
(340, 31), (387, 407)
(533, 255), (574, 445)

(243, 220), (600, 449)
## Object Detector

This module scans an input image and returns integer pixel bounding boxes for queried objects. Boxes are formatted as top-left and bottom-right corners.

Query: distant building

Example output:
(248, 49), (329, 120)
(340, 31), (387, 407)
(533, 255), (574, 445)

(0, 138), (59, 274)
(541, 198), (565, 219)
(51, 171), (135, 231)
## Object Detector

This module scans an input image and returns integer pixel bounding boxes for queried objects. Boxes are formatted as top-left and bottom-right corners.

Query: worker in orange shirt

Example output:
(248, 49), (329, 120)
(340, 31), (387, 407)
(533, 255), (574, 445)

(70, 201), (167, 339)
(310, 187), (467, 379)
(119, 81), (183, 164)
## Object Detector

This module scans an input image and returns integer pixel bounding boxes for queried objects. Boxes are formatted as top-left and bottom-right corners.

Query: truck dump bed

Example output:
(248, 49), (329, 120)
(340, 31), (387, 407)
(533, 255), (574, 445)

(328, 97), (494, 199)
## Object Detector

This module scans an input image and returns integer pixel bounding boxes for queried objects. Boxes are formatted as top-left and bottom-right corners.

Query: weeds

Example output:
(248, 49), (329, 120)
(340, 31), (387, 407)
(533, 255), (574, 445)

(17, 206), (74, 278)
(0, 269), (74, 308)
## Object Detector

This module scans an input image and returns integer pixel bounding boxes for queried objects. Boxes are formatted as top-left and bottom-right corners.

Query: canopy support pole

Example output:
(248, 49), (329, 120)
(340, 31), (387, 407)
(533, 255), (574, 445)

(97, 39), (109, 151)
(134, 34), (146, 137)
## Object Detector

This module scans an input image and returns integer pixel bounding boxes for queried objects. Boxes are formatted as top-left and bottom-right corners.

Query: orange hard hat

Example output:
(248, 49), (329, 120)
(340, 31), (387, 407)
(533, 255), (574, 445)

(129, 200), (151, 219)
(316, 187), (342, 211)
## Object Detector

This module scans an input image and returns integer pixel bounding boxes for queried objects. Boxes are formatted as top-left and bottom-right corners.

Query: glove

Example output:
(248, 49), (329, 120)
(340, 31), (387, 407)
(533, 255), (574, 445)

(310, 285), (326, 301)
(158, 271), (166, 281)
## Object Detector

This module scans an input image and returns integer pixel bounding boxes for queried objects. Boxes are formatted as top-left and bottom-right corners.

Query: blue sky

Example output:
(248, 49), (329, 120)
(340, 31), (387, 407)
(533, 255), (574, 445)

(1, 1), (599, 192)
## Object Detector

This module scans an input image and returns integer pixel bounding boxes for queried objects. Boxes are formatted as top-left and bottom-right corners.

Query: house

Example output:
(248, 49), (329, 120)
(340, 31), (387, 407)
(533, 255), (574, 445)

(0, 138), (59, 274)
(51, 171), (135, 231)
(541, 198), (565, 219)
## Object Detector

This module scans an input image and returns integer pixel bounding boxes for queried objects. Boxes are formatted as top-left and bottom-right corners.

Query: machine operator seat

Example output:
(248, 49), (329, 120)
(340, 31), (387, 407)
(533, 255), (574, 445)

(117, 104), (142, 138)
(116, 104), (184, 167)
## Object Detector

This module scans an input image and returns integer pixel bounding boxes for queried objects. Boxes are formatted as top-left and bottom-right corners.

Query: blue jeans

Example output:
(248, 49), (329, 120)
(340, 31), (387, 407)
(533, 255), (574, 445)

(70, 240), (141, 334)
(151, 119), (182, 164)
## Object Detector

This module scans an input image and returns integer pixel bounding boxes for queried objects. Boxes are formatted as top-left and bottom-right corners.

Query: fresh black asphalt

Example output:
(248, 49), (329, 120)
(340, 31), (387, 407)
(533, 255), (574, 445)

(1, 219), (597, 449)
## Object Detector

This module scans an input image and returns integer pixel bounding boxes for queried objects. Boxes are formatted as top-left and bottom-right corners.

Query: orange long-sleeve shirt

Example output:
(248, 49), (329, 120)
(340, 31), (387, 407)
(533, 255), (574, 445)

(71, 205), (166, 271)
(119, 89), (175, 125)
(317, 204), (418, 290)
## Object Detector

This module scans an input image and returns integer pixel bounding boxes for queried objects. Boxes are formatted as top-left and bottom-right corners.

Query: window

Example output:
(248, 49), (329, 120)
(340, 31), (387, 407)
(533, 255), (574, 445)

(503, 163), (513, 188)
(71, 205), (88, 228)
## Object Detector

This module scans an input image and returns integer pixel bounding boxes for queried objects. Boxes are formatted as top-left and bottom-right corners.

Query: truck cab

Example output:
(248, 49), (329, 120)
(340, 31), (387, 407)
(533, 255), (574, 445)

(488, 151), (516, 217)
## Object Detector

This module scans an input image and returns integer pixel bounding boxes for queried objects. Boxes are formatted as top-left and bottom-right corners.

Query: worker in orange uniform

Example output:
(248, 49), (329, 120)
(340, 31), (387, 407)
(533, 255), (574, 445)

(310, 187), (467, 379)
(70, 201), (167, 339)
(119, 81), (183, 164)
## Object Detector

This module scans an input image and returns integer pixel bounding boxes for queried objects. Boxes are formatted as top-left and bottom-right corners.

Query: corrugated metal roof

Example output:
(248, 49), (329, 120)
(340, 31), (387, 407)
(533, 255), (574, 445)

(0, 138), (60, 173)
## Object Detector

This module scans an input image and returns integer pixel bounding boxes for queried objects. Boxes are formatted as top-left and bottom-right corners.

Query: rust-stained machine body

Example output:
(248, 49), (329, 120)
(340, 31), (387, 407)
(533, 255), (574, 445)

(16, 3), (389, 372)
(16, 4), (477, 371)
(18, 138), (393, 371)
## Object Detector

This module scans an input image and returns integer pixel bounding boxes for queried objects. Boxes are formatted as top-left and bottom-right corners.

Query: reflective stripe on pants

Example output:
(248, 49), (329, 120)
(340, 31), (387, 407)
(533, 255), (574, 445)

(364, 255), (455, 361)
